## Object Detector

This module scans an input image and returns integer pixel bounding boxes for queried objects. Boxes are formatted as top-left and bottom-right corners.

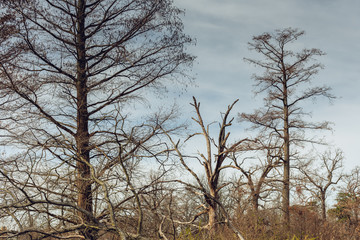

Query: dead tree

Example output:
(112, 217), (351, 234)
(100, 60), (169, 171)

(297, 149), (344, 220)
(241, 28), (334, 228)
(231, 136), (282, 213)
(164, 97), (247, 240)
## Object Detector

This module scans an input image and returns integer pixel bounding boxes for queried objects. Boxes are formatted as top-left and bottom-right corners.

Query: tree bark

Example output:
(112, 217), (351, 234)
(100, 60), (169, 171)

(321, 192), (326, 220)
(251, 193), (259, 212)
(282, 76), (291, 229)
(75, 0), (96, 238)
(208, 203), (218, 233)
(208, 181), (219, 232)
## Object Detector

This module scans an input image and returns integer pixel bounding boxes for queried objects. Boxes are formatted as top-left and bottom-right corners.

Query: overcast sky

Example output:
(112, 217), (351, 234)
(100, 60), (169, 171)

(171, 0), (360, 170)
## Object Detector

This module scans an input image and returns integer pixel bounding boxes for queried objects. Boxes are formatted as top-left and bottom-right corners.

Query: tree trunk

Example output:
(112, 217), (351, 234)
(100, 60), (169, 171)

(208, 204), (218, 232)
(251, 193), (259, 213)
(282, 158), (290, 228)
(321, 192), (326, 220)
(75, 0), (96, 239)
(282, 79), (290, 229)
(207, 183), (219, 234)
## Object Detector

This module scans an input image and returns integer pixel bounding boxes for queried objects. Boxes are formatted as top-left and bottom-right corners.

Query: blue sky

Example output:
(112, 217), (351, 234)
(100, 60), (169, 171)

(172, 0), (360, 170)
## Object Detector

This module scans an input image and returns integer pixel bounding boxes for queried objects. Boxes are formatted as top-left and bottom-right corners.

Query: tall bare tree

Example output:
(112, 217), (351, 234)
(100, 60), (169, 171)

(164, 97), (246, 239)
(240, 28), (334, 227)
(0, 0), (193, 239)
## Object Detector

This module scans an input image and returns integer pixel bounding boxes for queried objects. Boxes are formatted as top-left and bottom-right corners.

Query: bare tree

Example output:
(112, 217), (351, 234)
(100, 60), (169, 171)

(328, 166), (360, 239)
(231, 136), (282, 213)
(164, 97), (246, 240)
(0, 0), (193, 239)
(297, 149), (344, 220)
(241, 28), (334, 227)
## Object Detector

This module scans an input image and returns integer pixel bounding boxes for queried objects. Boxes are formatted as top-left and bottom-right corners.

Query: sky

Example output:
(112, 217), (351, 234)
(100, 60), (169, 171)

(170, 0), (360, 170)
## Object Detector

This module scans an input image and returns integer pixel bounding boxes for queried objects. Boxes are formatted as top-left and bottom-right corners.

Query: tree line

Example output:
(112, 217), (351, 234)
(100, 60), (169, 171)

(0, 0), (358, 239)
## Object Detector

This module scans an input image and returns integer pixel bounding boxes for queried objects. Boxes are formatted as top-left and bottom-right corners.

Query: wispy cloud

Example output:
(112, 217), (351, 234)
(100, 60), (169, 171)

(174, 0), (360, 168)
